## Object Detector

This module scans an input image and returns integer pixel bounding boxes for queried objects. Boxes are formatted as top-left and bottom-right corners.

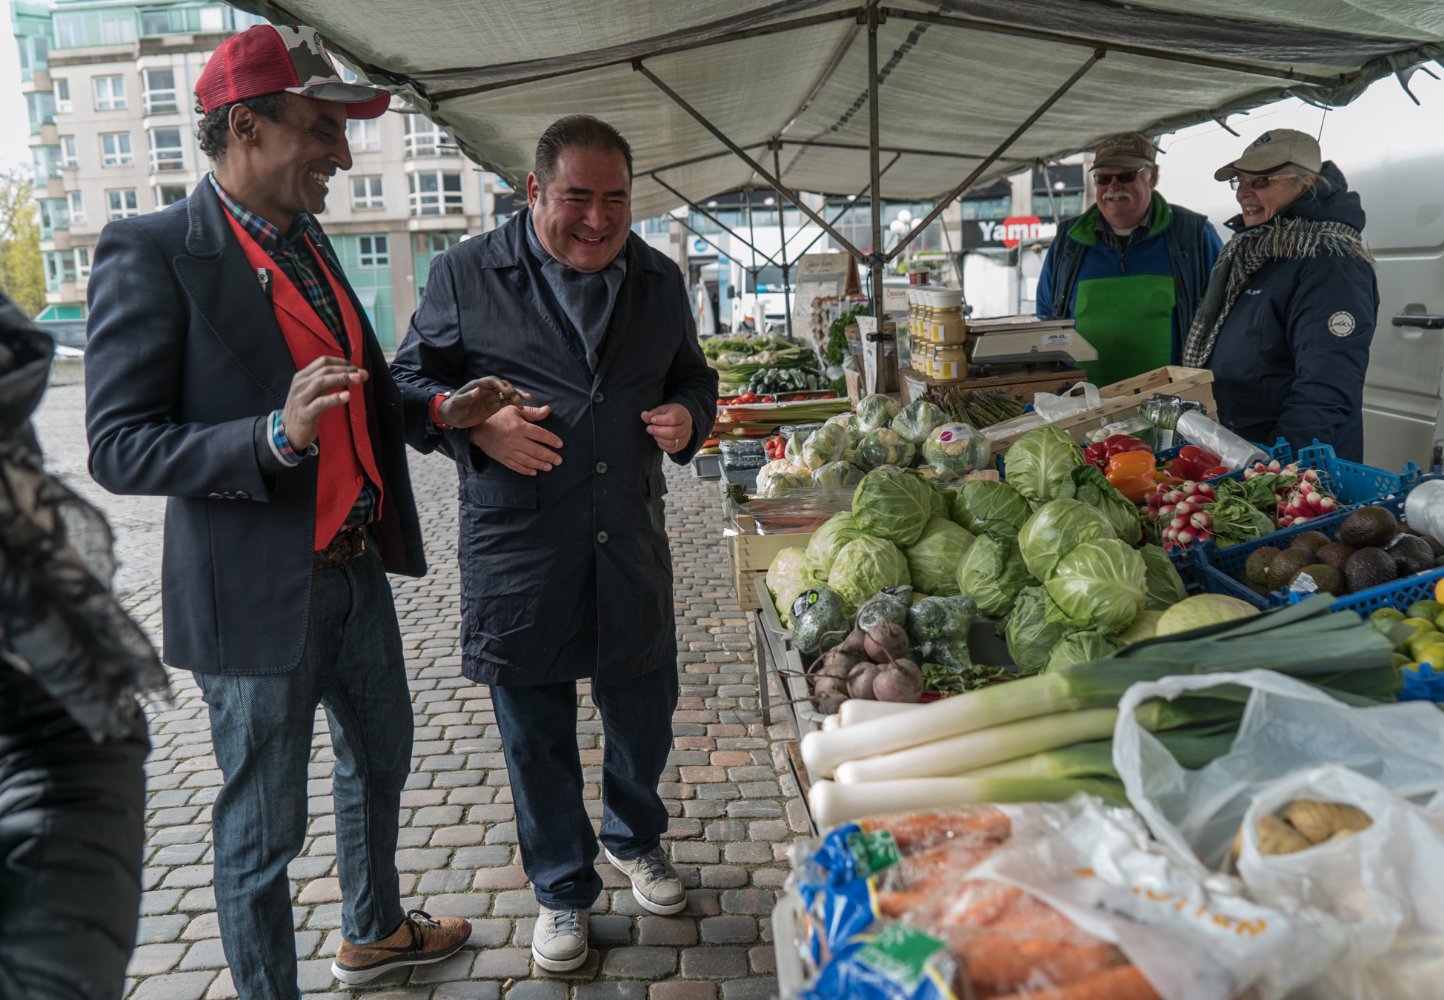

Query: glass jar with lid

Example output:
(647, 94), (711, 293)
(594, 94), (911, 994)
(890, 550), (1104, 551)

(931, 288), (967, 346)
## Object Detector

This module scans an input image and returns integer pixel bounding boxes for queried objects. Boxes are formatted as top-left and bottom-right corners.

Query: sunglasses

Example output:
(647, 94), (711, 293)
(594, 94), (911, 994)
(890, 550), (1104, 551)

(1229, 173), (1294, 191)
(1093, 169), (1145, 187)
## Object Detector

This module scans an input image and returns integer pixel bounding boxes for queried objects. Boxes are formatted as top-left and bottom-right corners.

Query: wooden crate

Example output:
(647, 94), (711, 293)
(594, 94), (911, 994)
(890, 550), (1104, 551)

(727, 515), (816, 612)
(899, 366), (1087, 406)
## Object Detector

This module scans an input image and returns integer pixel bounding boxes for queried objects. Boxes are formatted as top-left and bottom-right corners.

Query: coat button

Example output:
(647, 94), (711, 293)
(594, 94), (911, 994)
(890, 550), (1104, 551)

(592, 391), (605, 404)
(208, 492), (221, 499)
(595, 461), (608, 474)
(236, 491), (250, 500)
(596, 530), (609, 544)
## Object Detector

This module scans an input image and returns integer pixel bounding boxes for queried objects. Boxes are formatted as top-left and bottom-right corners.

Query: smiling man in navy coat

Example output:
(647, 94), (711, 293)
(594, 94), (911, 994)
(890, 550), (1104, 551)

(391, 115), (718, 973)
(83, 25), (522, 996)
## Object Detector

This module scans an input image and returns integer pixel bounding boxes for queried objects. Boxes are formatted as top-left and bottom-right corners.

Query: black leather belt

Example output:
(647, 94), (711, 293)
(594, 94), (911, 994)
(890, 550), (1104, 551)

(314, 526), (367, 571)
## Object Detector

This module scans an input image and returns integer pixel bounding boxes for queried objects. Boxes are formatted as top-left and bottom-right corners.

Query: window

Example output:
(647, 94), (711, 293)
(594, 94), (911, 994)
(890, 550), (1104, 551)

(94, 75), (127, 111)
(74, 247), (91, 278)
(101, 132), (133, 167)
(54, 78), (71, 113)
(357, 235), (389, 267)
(149, 127), (184, 171)
(107, 189), (139, 220)
(155, 184), (186, 207)
(101, 12), (137, 45)
(403, 117), (458, 158)
(346, 119), (381, 152)
(408, 171), (464, 216)
(68, 191), (84, 225)
(350, 175), (384, 210)
(960, 195), (1012, 221)
(199, 6), (225, 31)
(413, 232), (461, 255)
(143, 68), (177, 114)
(45, 251), (77, 287)
(61, 136), (78, 169)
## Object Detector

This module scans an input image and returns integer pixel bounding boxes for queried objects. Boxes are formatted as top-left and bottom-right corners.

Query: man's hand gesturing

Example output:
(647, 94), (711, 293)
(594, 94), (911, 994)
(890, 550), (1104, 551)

(283, 356), (368, 450)
(439, 376), (531, 429)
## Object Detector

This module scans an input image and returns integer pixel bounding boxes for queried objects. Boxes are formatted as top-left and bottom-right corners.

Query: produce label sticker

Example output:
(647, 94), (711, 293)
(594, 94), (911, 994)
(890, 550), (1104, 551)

(855, 923), (946, 989)
(845, 829), (900, 876)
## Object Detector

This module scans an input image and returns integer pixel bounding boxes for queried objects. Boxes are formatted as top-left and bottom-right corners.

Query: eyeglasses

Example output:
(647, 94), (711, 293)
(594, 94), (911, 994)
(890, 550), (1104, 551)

(1093, 170), (1143, 187)
(1229, 174), (1294, 191)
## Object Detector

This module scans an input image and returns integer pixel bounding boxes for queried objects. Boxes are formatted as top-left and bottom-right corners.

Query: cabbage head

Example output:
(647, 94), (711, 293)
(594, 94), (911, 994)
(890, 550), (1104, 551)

(1046, 629), (1124, 672)
(852, 466), (935, 547)
(1071, 464), (1142, 544)
(811, 460), (865, 488)
(855, 393), (901, 433)
(922, 422), (990, 480)
(905, 518), (976, 596)
(891, 399), (949, 445)
(766, 547), (819, 625)
(857, 427), (916, 471)
(950, 479), (1030, 538)
(801, 422), (850, 470)
(826, 536), (910, 611)
(956, 533), (1036, 618)
(1044, 538), (1147, 632)
(1140, 544), (1189, 610)
(1004, 425), (1085, 503)
(1004, 586), (1079, 675)
(803, 511), (864, 581)
(925, 479), (951, 522)
(1017, 499), (1115, 580)
(1119, 609), (1164, 645)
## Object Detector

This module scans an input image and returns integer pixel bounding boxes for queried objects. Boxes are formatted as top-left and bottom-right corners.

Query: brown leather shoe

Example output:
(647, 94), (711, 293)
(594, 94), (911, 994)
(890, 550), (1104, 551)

(331, 909), (471, 985)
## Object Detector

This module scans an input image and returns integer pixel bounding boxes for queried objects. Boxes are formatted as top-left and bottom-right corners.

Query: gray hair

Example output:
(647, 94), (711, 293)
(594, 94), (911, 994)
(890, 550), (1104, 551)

(533, 115), (633, 193)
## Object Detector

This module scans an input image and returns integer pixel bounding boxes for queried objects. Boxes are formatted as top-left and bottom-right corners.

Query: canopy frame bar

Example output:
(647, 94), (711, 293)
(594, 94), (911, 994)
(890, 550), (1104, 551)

(773, 142), (795, 338)
(635, 144), (768, 182)
(781, 138), (990, 161)
(649, 173), (783, 270)
(866, 4), (885, 314)
(790, 150), (902, 262)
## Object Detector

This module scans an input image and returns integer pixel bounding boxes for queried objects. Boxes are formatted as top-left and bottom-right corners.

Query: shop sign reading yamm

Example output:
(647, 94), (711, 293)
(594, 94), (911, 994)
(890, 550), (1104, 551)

(975, 215), (1059, 248)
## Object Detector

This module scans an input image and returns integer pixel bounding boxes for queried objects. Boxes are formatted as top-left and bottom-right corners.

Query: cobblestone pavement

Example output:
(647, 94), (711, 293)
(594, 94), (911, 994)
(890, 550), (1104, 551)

(33, 382), (797, 1000)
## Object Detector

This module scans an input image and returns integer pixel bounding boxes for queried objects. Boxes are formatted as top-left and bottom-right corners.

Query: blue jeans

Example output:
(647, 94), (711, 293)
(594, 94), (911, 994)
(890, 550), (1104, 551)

(195, 544), (411, 1000)
(491, 663), (679, 909)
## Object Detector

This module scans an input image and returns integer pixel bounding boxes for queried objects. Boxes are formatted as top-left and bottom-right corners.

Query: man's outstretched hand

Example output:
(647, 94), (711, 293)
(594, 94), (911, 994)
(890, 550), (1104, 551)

(440, 376), (531, 429)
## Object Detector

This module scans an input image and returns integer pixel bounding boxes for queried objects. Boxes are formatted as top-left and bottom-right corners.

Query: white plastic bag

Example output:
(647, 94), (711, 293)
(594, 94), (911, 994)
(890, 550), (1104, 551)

(1032, 381), (1100, 422)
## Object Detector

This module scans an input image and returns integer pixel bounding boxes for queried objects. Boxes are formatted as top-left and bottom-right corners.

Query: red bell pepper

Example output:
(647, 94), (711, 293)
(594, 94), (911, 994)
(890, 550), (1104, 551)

(1103, 434), (1152, 457)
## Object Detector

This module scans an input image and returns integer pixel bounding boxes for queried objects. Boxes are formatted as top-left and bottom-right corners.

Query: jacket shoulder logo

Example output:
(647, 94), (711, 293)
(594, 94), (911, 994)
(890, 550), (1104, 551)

(1327, 311), (1356, 338)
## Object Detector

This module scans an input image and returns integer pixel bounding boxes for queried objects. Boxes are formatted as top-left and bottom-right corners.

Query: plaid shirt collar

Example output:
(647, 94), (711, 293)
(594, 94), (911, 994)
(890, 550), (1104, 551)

(208, 173), (312, 256)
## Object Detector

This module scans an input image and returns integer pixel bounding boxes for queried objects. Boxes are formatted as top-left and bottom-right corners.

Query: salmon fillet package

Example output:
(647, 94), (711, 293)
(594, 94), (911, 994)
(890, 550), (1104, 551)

(787, 796), (1339, 1000)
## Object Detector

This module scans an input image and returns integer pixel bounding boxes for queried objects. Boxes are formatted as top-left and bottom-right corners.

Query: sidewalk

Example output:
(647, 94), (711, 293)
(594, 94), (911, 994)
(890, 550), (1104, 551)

(31, 384), (798, 1000)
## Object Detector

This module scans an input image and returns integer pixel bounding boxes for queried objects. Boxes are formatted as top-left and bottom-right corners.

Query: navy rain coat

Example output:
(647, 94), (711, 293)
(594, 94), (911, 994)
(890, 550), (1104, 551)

(1206, 162), (1378, 461)
(390, 213), (718, 688)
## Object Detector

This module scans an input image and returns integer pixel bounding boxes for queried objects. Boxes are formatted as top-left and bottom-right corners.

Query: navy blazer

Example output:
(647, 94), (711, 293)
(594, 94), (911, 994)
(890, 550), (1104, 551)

(85, 178), (427, 675)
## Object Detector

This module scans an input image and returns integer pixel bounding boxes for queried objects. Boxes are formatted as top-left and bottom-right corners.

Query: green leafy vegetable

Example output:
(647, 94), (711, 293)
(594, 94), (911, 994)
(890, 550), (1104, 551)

(1045, 629), (1123, 672)
(852, 466), (934, 547)
(905, 518), (976, 596)
(956, 533), (1036, 617)
(950, 480), (1031, 538)
(922, 422), (990, 480)
(891, 399), (948, 445)
(1070, 464), (1142, 544)
(826, 536), (911, 611)
(1017, 499), (1115, 580)
(766, 547), (820, 625)
(1044, 538), (1147, 632)
(1139, 544), (1189, 611)
(855, 393), (901, 433)
(856, 427), (916, 471)
(803, 511), (864, 581)
(1004, 586), (1080, 675)
(1004, 425), (1085, 503)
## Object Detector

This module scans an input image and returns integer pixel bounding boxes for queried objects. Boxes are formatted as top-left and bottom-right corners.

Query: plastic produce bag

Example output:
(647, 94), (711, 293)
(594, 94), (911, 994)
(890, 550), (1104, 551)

(1032, 381), (1100, 422)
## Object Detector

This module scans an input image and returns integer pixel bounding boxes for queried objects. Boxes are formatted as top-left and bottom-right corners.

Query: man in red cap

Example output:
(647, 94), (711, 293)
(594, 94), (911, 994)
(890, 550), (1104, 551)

(84, 24), (520, 994)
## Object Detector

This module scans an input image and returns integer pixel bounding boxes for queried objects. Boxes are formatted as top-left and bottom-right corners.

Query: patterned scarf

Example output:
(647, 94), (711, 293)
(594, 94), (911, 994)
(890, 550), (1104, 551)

(1182, 216), (1372, 368)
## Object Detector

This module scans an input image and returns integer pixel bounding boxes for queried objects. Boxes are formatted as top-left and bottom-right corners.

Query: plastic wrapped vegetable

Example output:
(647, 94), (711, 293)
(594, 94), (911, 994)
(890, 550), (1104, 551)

(811, 460), (865, 488)
(1139, 544), (1189, 610)
(1071, 464), (1143, 544)
(826, 536), (911, 611)
(921, 422), (990, 480)
(855, 586), (913, 631)
(890, 399), (949, 445)
(789, 587), (850, 654)
(856, 427), (916, 471)
(1004, 586), (1079, 675)
(784, 427), (809, 466)
(1017, 499), (1115, 580)
(765, 547), (819, 625)
(854, 393), (900, 433)
(803, 511), (864, 581)
(1044, 538), (1148, 632)
(754, 458), (812, 497)
(801, 421), (850, 470)
(851, 466), (935, 547)
(824, 411), (863, 449)
(956, 533), (1036, 618)
(950, 479), (1031, 538)
(1004, 424), (1085, 503)
(904, 518), (976, 596)
(907, 594), (977, 646)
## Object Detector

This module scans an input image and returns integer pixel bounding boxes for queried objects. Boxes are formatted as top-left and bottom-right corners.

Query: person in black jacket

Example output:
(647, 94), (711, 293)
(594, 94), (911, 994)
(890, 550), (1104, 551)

(0, 293), (166, 999)
(1183, 129), (1378, 461)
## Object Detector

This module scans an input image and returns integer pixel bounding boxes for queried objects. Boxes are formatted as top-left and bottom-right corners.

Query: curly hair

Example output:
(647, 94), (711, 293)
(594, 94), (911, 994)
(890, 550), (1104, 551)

(194, 93), (290, 162)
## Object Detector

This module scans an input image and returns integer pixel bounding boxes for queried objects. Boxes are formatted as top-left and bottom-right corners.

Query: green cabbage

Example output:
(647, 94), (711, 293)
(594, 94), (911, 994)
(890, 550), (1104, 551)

(1119, 609), (1164, 645)
(855, 393), (901, 433)
(811, 460), (865, 488)
(1017, 499), (1115, 580)
(1044, 539), (1148, 632)
(803, 511), (864, 581)
(956, 533), (1036, 618)
(1004, 425), (1085, 503)
(905, 518), (976, 596)
(891, 399), (948, 445)
(1004, 586), (1079, 675)
(826, 536), (911, 611)
(852, 466), (934, 547)
(1155, 594), (1259, 636)
(856, 427), (916, 471)
(1070, 464), (1143, 544)
(950, 479), (1031, 538)
(922, 422), (990, 479)
(766, 547), (820, 625)
(1140, 544), (1190, 611)
(801, 422), (850, 470)
(925, 479), (951, 522)
(1046, 629), (1124, 672)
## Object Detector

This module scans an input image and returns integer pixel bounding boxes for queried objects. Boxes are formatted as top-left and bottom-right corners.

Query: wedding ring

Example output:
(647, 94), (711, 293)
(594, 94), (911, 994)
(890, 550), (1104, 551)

(673, 437), (680, 448)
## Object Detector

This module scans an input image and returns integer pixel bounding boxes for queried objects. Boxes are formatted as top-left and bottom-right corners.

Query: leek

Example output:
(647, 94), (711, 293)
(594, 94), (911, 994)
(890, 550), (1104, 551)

(809, 775), (1126, 829)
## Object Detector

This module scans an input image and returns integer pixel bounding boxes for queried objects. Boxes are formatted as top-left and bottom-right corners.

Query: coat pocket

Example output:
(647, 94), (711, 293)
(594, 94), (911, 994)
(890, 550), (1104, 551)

(460, 475), (539, 510)
(644, 472), (669, 499)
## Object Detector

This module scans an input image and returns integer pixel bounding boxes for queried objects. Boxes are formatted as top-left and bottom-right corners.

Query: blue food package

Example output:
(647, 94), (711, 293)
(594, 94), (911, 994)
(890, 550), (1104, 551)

(803, 923), (958, 1000)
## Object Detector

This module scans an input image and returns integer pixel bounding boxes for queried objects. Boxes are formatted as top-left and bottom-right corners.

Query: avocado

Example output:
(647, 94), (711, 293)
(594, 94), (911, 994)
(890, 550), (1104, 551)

(1343, 547), (1399, 594)
(1266, 548), (1314, 592)
(1387, 534), (1436, 577)
(1297, 563), (1345, 596)
(1313, 541), (1356, 573)
(1245, 546), (1281, 587)
(1289, 530), (1332, 556)
(1337, 506), (1400, 549)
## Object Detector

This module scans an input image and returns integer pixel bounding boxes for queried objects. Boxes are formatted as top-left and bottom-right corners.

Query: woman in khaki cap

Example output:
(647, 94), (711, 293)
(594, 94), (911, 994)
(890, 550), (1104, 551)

(1183, 128), (1378, 461)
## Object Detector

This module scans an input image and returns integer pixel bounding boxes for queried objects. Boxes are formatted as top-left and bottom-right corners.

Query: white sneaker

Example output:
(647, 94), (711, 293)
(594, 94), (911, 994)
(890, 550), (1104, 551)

(531, 905), (589, 972)
(604, 845), (687, 916)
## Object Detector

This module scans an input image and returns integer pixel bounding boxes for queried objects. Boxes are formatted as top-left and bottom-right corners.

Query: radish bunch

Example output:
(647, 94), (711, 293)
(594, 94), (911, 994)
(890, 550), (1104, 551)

(1241, 461), (1337, 527)
(1145, 480), (1218, 550)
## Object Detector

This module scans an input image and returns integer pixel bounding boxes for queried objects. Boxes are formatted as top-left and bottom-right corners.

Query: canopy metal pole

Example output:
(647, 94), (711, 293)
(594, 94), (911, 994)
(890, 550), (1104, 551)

(780, 138), (989, 160)
(1038, 159), (1062, 226)
(633, 60), (865, 259)
(789, 151), (902, 262)
(772, 143), (794, 339)
(866, 4), (885, 317)
(745, 185), (759, 331)
(650, 173), (778, 267)
(885, 50), (1103, 262)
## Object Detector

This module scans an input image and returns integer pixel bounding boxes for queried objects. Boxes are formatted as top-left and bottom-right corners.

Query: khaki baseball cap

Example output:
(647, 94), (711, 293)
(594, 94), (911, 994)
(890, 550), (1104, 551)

(1214, 129), (1322, 180)
(1091, 132), (1157, 171)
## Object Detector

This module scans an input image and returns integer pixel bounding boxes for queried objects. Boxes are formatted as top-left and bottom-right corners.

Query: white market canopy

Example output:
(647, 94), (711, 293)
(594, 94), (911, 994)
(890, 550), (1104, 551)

(230, 0), (1443, 275)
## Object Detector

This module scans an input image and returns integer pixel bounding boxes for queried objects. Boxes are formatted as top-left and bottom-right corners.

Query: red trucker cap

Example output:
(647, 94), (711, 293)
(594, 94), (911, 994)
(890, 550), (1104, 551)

(195, 24), (390, 120)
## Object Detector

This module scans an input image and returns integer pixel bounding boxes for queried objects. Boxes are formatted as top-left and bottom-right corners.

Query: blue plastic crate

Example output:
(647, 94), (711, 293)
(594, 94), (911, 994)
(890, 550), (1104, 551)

(1154, 436), (1293, 469)
(1327, 565), (1444, 618)
(1400, 662), (1444, 703)
(1194, 561), (1275, 609)
(1296, 440), (1421, 505)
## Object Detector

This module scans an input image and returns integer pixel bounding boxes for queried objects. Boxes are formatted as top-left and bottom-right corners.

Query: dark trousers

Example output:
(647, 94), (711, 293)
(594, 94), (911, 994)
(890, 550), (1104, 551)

(0, 671), (149, 1000)
(195, 544), (412, 1000)
(491, 663), (679, 909)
